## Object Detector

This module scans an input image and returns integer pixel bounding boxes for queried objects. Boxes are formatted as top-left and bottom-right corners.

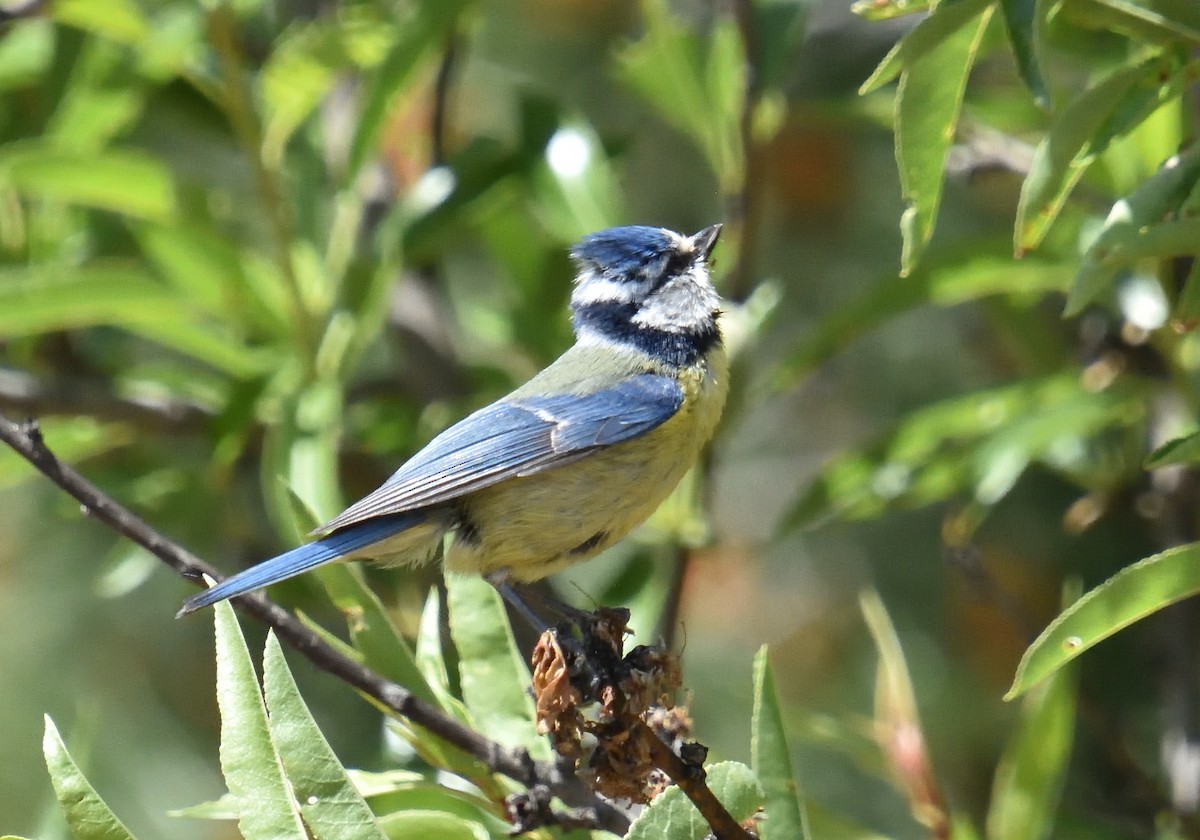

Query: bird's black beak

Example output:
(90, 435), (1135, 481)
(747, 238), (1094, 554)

(692, 224), (722, 259)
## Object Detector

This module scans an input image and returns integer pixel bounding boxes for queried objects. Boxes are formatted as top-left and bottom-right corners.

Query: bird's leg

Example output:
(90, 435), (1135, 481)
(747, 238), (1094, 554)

(485, 570), (596, 631)
(486, 570), (550, 632)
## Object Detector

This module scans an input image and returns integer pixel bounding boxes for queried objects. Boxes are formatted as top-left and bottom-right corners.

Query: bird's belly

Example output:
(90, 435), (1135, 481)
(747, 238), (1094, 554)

(444, 425), (698, 581)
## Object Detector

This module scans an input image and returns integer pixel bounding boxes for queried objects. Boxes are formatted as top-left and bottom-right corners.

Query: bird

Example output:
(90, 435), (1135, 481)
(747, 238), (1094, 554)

(178, 224), (728, 618)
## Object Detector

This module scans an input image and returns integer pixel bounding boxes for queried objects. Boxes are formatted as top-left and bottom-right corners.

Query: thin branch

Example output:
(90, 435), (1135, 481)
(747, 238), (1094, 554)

(640, 721), (756, 840)
(0, 368), (213, 434)
(727, 0), (764, 303)
(0, 410), (629, 836)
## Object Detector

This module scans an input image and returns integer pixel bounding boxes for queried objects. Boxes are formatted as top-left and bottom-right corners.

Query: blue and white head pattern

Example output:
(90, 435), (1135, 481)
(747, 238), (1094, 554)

(569, 225), (722, 367)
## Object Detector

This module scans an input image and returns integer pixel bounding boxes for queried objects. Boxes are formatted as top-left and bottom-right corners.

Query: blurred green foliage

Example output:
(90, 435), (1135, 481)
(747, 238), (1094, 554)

(8, 0), (1200, 837)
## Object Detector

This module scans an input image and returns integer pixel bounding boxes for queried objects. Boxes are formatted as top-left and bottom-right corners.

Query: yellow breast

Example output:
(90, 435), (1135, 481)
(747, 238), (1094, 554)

(445, 345), (729, 581)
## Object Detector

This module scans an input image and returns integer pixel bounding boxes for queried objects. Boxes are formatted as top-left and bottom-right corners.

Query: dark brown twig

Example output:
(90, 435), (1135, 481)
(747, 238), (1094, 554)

(639, 720), (756, 840)
(727, 0), (764, 303)
(0, 410), (629, 836)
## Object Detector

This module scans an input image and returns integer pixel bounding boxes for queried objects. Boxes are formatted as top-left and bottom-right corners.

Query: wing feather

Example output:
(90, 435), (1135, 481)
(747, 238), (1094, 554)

(317, 374), (682, 534)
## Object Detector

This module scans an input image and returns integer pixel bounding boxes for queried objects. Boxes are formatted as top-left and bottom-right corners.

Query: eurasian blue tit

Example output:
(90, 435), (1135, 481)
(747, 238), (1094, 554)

(178, 224), (728, 617)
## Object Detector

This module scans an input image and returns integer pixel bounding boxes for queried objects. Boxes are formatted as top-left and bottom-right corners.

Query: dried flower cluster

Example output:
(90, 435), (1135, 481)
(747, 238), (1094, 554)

(529, 607), (695, 803)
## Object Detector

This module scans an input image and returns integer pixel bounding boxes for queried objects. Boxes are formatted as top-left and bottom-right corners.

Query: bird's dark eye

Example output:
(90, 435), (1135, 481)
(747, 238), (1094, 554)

(659, 250), (692, 284)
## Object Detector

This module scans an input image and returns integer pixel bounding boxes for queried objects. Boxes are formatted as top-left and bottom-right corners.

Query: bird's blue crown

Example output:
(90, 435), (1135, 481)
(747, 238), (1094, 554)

(568, 225), (722, 368)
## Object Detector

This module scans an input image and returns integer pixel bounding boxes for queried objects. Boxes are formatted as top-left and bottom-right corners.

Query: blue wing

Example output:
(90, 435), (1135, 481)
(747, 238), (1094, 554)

(317, 374), (683, 533)
(176, 513), (424, 616)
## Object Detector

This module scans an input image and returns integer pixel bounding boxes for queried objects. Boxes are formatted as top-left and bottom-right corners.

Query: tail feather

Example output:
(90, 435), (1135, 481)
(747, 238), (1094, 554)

(176, 513), (425, 617)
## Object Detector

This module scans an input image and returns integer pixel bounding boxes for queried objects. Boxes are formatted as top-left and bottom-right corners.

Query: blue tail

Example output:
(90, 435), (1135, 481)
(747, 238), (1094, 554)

(176, 513), (425, 617)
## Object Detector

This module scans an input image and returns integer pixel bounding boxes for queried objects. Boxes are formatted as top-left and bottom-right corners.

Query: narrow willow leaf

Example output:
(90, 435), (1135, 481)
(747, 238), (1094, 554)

(0, 265), (263, 377)
(752, 647), (808, 840)
(52, 0), (150, 44)
(1007, 543), (1200, 698)
(135, 223), (248, 321)
(1015, 54), (1170, 253)
(986, 609), (1077, 840)
(781, 375), (1141, 531)
(169, 794), (239, 820)
(376, 811), (490, 840)
(347, 0), (472, 179)
(617, 0), (744, 189)
(356, 782), (507, 833)
(0, 143), (174, 220)
(42, 716), (137, 840)
(772, 255), (1071, 387)
(896, 4), (994, 274)
(261, 14), (394, 168)
(627, 761), (765, 840)
(415, 588), (474, 723)
(859, 0), (990, 94)
(1089, 217), (1200, 261)
(263, 632), (388, 840)
(213, 600), (307, 839)
(317, 563), (440, 708)
(1000, 0), (1049, 107)
(861, 592), (959, 837)
(0, 20), (53, 92)
(1058, 0), (1200, 44)
(1069, 149), (1200, 314)
(444, 574), (549, 758)
(851, 0), (932, 22)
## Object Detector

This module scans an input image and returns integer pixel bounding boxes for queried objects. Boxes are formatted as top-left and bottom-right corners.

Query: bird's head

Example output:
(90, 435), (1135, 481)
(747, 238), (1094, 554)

(568, 224), (722, 366)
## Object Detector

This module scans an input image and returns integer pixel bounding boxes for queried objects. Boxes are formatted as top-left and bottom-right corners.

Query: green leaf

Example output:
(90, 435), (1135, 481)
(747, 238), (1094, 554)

(782, 375), (1142, 531)
(42, 716), (137, 840)
(1147, 431), (1200, 467)
(260, 12), (395, 168)
(1069, 148), (1200, 314)
(1000, 0), (1049, 107)
(1015, 54), (1174, 253)
(627, 761), (765, 840)
(771, 254), (1071, 387)
(0, 143), (175, 220)
(170, 793), (239, 821)
(0, 20), (55, 91)
(1007, 543), (1200, 698)
(263, 632), (388, 840)
(213, 600), (308, 840)
(1087, 217), (1200, 261)
(415, 588), (474, 723)
(895, 3), (994, 273)
(860, 0), (991, 94)
(445, 574), (549, 758)
(851, 0), (932, 21)
(1177, 258), (1200, 321)
(52, 0), (150, 44)
(752, 647), (808, 840)
(534, 121), (624, 240)
(376, 811), (490, 840)
(1057, 0), (1200, 44)
(135, 223), (254, 324)
(986, 617), (1077, 840)
(0, 265), (264, 378)
(347, 0), (472, 179)
(354, 780), (506, 833)
(617, 0), (744, 189)
(316, 563), (440, 708)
